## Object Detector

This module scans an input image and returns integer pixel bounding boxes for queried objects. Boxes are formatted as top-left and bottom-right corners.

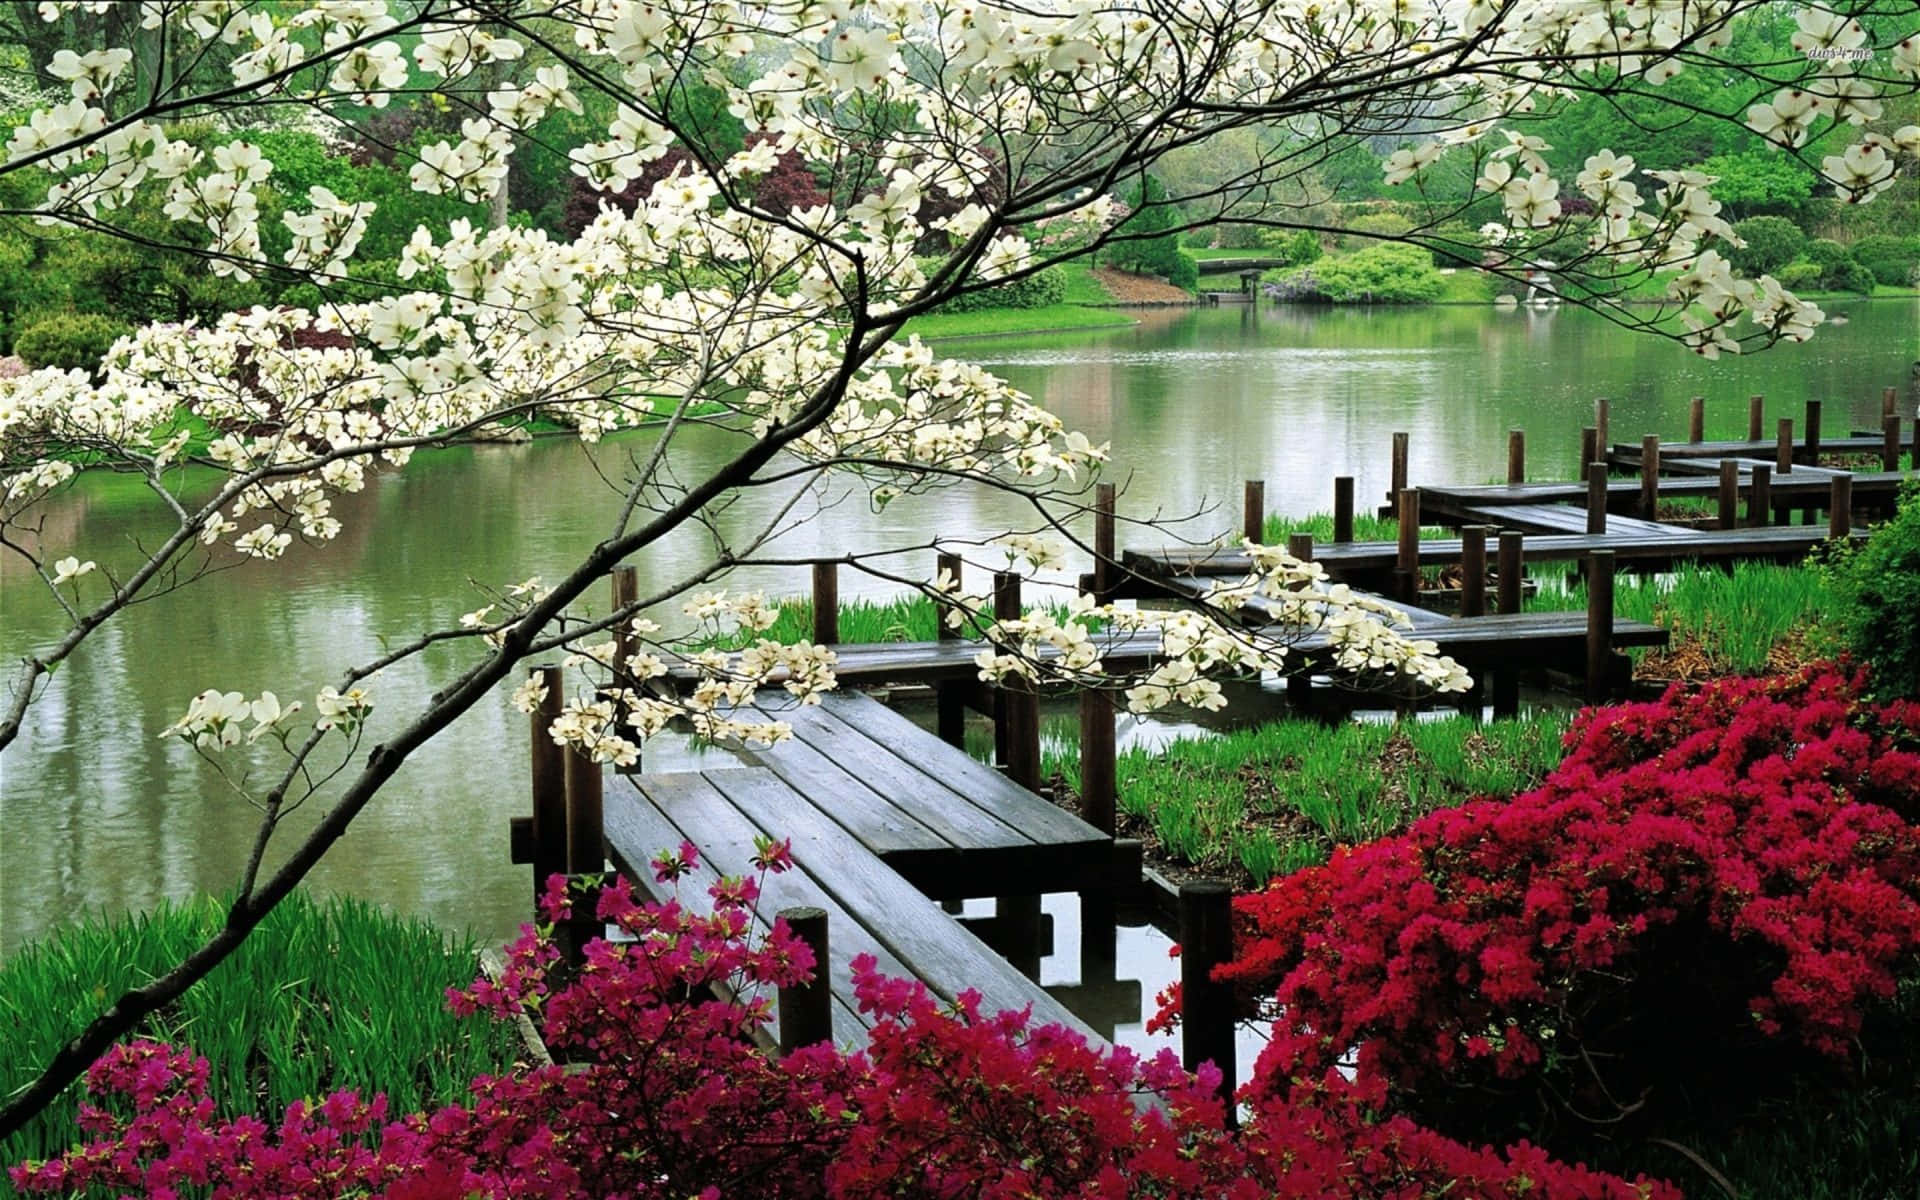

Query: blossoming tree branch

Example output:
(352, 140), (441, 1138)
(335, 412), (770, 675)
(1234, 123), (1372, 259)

(1, 0), (1916, 1137)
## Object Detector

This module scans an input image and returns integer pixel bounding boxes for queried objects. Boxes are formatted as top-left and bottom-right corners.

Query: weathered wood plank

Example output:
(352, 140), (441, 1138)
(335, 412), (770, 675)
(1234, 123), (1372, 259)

(1458, 504), (1690, 538)
(662, 630), (1162, 686)
(1611, 435), (1881, 462)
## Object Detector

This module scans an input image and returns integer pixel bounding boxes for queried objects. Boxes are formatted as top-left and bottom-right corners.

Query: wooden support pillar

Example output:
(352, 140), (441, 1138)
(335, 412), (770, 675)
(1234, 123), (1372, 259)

(812, 561), (840, 646)
(1180, 881), (1237, 1122)
(564, 744), (604, 874)
(610, 567), (638, 688)
(1506, 429), (1525, 485)
(1395, 489), (1420, 603)
(1287, 532), (1314, 563)
(777, 907), (832, 1055)
(1332, 476), (1355, 543)
(1242, 480), (1265, 544)
(1390, 432), (1410, 515)
(1460, 526), (1487, 618)
(1579, 427), (1597, 483)
(1092, 483), (1116, 603)
(528, 664), (566, 909)
(1829, 473), (1853, 539)
(1749, 463), (1772, 528)
(1286, 533), (1316, 707)
(1688, 396), (1705, 444)
(1884, 416), (1902, 473)
(1776, 418), (1794, 475)
(1717, 460), (1739, 530)
(1586, 463), (1608, 534)
(995, 572), (1040, 790)
(1804, 399), (1822, 466)
(1886, 387), (1899, 421)
(936, 552), (966, 748)
(1748, 395), (1764, 442)
(1639, 435), (1659, 519)
(1079, 687), (1116, 836)
(1594, 397), (1610, 464)
(1585, 550), (1615, 704)
(1496, 531), (1522, 615)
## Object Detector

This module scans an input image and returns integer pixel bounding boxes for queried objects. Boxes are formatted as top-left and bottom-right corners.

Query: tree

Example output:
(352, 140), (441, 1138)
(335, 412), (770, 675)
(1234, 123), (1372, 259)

(1, 0), (1918, 1144)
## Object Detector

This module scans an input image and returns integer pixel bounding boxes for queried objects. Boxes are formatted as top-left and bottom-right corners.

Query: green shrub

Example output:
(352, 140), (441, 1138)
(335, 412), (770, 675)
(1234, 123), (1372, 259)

(1826, 257), (1877, 294)
(1344, 211), (1415, 240)
(1267, 242), (1442, 303)
(12, 312), (130, 373)
(1822, 485), (1920, 697)
(1776, 260), (1823, 290)
(1260, 227), (1325, 267)
(1729, 216), (1806, 276)
(934, 265), (1070, 313)
(1851, 234), (1920, 288)
(1106, 174), (1197, 291)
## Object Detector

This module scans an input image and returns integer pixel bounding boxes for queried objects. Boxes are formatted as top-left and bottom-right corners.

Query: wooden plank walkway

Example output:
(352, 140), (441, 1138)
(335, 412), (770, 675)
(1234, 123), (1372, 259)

(1124, 523), (1855, 579)
(665, 631), (1162, 689)
(1609, 436), (1883, 463)
(1416, 473), (1910, 526)
(1454, 503), (1688, 538)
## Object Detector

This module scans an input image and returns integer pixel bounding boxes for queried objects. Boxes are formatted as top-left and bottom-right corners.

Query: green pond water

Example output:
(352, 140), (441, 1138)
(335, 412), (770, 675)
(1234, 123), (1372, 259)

(2, 298), (1915, 958)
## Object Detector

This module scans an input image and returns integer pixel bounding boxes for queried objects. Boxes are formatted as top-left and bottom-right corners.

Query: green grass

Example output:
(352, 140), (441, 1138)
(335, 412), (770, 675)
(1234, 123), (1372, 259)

(1042, 712), (1571, 884)
(698, 594), (1083, 649)
(1054, 262), (1117, 306)
(1436, 269), (1496, 303)
(1260, 510), (1450, 545)
(1527, 561), (1824, 672)
(0, 891), (521, 1171)
(904, 302), (1137, 340)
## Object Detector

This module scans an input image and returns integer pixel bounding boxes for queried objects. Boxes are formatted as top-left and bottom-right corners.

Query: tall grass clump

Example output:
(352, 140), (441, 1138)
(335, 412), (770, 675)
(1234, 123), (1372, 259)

(1528, 561), (1823, 673)
(0, 891), (521, 1169)
(1044, 713), (1570, 884)
(1260, 511), (1447, 545)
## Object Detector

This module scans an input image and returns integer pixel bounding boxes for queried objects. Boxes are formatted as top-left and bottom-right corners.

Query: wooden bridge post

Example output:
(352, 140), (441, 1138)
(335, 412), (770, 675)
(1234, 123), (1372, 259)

(1688, 396), (1705, 444)
(1493, 531), (1523, 720)
(1093, 483), (1117, 604)
(564, 744), (604, 874)
(1717, 460), (1739, 530)
(1886, 387), (1899, 421)
(1242, 480), (1265, 544)
(1884, 415), (1902, 473)
(777, 907), (832, 1055)
(1180, 881), (1237, 1122)
(1395, 490), (1420, 603)
(1286, 534), (1316, 708)
(1507, 430), (1525, 485)
(1078, 685), (1121, 972)
(1748, 395), (1764, 442)
(1594, 397), (1610, 465)
(609, 568), (640, 774)
(1775, 418), (1794, 475)
(1804, 399), (1822, 466)
(1579, 427), (1597, 483)
(1332, 476), (1355, 543)
(528, 664), (566, 909)
(1639, 435), (1660, 519)
(812, 561), (840, 646)
(1586, 463), (1608, 535)
(994, 572), (1041, 790)
(1830, 473), (1853, 539)
(1585, 550), (1616, 704)
(935, 552), (967, 749)
(1389, 433), (1410, 516)
(1460, 526), (1487, 618)
(1750, 463), (1772, 528)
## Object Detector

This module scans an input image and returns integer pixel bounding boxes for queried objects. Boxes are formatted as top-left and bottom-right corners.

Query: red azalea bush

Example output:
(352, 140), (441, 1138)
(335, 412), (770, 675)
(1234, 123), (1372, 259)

(1202, 666), (1920, 1147)
(13, 844), (1675, 1198)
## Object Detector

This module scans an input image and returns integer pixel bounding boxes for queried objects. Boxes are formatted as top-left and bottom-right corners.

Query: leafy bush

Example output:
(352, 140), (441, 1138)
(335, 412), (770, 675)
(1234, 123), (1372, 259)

(1728, 216), (1806, 276)
(1343, 211), (1415, 240)
(1259, 227), (1324, 267)
(1206, 667), (1920, 1169)
(1700, 150), (1815, 218)
(1267, 242), (1441, 303)
(11, 313), (129, 373)
(933, 265), (1069, 313)
(1803, 237), (1874, 291)
(1823, 485), (1920, 697)
(1106, 174), (1198, 290)
(1777, 259), (1823, 290)
(1851, 234), (1920, 288)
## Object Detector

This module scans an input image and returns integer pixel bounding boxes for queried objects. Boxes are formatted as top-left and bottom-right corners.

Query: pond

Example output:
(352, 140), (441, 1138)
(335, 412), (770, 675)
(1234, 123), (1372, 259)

(3, 298), (1914, 1051)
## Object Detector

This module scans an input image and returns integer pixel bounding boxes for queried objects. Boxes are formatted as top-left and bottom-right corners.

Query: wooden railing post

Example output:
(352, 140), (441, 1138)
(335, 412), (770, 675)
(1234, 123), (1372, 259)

(1079, 687), (1116, 837)
(529, 664), (566, 909)
(1395, 489), (1420, 603)
(1747, 395), (1764, 442)
(1804, 399), (1822, 466)
(1886, 387), (1899, 421)
(812, 561), (840, 646)
(1579, 427), (1597, 483)
(1286, 534), (1317, 707)
(1585, 550), (1615, 704)
(1717, 460), (1739, 530)
(1688, 396), (1705, 444)
(1506, 430), (1525, 485)
(564, 743), (604, 875)
(1586, 463), (1608, 534)
(1460, 526), (1487, 618)
(1829, 473), (1853, 539)
(1594, 397), (1610, 465)
(1884, 415), (1902, 473)
(610, 567), (638, 688)
(1242, 480), (1265, 544)
(1093, 483), (1116, 603)
(1750, 463), (1772, 528)
(777, 907), (833, 1055)
(935, 552), (966, 748)
(1494, 531), (1523, 720)
(1389, 432), (1410, 515)
(1639, 435), (1659, 519)
(1776, 418), (1794, 475)
(994, 572), (1040, 790)
(1332, 476), (1355, 543)
(1180, 881), (1237, 1122)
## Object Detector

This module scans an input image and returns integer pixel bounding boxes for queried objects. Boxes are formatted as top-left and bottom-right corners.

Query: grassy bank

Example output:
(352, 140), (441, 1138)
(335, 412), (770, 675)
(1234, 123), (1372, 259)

(1043, 712), (1571, 884)
(1261, 510), (1451, 545)
(1527, 560), (1824, 674)
(904, 302), (1137, 341)
(0, 891), (520, 1171)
